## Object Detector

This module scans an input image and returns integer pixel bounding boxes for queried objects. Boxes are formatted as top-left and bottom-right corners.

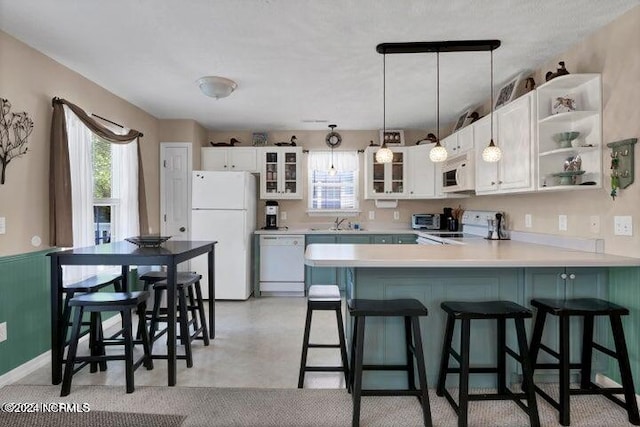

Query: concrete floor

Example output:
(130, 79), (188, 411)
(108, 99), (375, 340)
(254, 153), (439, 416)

(18, 297), (347, 389)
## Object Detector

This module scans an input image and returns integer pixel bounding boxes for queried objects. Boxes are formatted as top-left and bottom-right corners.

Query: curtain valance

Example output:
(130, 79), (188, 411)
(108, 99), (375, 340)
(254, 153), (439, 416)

(49, 97), (148, 247)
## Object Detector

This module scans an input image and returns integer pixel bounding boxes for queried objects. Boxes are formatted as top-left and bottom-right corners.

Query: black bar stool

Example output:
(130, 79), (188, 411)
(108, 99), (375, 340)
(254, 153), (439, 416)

(60, 274), (123, 372)
(529, 298), (640, 426)
(436, 300), (539, 427)
(298, 285), (349, 388)
(148, 273), (209, 368)
(61, 291), (153, 396)
(348, 298), (432, 427)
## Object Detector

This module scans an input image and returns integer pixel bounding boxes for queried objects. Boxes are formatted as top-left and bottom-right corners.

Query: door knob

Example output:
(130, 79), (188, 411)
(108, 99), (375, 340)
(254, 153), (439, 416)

(179, 227), (186, 232)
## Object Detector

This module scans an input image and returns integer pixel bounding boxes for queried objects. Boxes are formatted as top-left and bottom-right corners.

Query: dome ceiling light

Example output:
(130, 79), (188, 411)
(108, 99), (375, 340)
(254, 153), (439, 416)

(197, 76), (238, 99)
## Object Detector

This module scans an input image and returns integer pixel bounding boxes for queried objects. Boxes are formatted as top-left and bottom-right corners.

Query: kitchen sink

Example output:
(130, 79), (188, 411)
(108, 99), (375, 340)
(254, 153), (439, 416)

(308, 227), (365, 232)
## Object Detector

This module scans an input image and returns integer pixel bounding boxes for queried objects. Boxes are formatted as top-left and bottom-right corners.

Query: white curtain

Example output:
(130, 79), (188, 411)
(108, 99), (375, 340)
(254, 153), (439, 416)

(308, 151), (359, 172)
(63, 105), (96, 282)
(111, 138), (139, 241)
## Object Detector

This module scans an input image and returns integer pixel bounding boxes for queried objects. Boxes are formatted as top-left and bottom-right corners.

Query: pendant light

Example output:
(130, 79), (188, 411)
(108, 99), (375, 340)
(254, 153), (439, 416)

(375, 53), (394, 164)
(325, 124), (342, 175)
(429, 51), (448, 163)
(482, 49), (502, 162)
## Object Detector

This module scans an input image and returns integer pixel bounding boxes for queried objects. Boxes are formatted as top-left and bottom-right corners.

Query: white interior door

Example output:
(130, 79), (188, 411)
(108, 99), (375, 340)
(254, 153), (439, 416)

(160, 143), (192, 240)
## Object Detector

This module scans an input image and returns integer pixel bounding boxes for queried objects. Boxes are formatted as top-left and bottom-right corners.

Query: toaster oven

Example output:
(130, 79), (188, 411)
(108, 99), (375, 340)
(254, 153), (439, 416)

(411, 213), (445, 230)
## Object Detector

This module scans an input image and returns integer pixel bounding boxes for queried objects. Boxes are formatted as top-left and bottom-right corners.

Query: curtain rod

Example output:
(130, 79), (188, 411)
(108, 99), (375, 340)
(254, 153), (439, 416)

(303, 149), (364, 153)
(91, 113), (144, 138)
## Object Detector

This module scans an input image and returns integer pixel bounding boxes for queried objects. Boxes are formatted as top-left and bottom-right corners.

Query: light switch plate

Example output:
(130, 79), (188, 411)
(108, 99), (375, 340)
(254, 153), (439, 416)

(614, 215), (633, 236)
(525, 214), (532, 228)
(0, 322), (6, 342)
(559, 215), (568, 231)
(368, 211), (375, 220)
(280, 211), (287, 221)
(0, 217), (5, 234)
(393, 211), (400, 220)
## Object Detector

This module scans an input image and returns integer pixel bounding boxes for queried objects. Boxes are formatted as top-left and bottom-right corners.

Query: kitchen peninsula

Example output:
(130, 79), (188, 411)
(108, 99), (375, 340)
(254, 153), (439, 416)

(304, 240), (640, 391)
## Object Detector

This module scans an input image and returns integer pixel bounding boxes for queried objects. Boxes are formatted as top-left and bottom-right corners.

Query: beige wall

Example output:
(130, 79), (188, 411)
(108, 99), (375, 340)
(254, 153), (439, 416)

(0, 30), (161, 256)
(158, 119), (207, 169)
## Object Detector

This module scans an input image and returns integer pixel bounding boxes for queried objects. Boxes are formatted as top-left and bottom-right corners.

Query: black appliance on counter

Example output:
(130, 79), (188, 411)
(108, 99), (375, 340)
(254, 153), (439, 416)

(265, 200), (279, 229)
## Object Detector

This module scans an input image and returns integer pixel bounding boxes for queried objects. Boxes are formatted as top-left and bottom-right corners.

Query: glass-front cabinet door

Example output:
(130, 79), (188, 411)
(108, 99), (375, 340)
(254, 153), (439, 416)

(260, 147), (302, 199)
(364, 147), (406, 199)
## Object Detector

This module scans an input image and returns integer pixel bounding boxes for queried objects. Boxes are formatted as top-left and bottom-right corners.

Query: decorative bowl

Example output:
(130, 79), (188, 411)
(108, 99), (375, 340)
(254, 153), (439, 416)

(552, 132), (580, 148)
(125, 235), (171, 248)
(552, 170), (585, 185)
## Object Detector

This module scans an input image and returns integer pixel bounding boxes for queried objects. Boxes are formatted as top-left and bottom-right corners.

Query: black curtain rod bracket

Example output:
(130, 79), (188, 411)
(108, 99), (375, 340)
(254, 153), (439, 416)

(376, 40), (501, 55)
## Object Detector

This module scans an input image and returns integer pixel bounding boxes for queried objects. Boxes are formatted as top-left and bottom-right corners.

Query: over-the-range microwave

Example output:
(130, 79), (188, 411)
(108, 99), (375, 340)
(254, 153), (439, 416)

(441, 152), (475, 193)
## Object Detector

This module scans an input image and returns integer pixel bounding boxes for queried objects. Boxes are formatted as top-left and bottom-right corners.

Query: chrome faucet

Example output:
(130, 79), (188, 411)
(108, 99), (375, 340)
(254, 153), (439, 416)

(334, 217), (347, 230)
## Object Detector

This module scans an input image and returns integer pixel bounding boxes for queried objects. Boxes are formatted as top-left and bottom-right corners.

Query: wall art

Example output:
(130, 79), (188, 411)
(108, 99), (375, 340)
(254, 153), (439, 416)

(0, 98), (34, 184)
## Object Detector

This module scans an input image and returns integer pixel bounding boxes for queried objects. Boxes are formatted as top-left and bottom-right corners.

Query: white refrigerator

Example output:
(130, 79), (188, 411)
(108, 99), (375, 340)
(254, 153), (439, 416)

(191, 171), (257, 300)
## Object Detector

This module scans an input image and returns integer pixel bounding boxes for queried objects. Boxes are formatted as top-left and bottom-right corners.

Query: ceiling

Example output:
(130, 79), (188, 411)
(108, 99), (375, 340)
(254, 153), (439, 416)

(0, 1), (637, 131)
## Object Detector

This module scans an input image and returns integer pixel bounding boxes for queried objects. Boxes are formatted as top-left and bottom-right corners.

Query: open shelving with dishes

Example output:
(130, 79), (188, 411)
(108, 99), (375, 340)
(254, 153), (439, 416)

(536, 74), (602, 191)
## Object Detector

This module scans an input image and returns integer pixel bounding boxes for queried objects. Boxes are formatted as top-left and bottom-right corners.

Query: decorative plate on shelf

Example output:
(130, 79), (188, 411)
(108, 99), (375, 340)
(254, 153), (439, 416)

(125, 235), (171, 248)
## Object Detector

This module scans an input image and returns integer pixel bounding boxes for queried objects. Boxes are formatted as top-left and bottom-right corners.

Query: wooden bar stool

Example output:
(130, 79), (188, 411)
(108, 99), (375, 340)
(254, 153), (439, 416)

(298, 285), (349, 388)
(61, 291), (153, 396)
(148, 273), (209, 368)
(348, 298), (432, 427)
(529, 298), (640, 426)
(436, 300), (539, 427)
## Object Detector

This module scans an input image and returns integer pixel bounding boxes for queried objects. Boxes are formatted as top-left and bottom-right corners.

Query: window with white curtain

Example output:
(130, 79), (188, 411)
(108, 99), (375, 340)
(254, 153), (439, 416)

(307, 151), (359, 214)
(64, 106), (138, 281)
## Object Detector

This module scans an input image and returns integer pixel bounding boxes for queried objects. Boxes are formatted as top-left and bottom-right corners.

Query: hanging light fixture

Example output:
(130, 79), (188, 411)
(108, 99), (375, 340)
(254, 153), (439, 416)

(375, 52), (394, 164)
(325, 124), (342, 175)
(482, 49), (502, 162)
(429, 52), (448, 163)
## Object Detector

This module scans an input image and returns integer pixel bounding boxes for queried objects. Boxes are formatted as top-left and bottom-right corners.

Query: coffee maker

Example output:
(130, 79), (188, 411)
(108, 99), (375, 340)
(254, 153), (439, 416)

(265, 200), (279, 229)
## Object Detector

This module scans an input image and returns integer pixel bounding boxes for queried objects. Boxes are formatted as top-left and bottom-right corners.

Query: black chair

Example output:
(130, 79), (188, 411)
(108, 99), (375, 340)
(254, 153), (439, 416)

(147, 272), (209, 368)
(298, 285), (349, 388)
(529, 298), (640, 426)
(61, 291), (153, 396)
(436, 300), (539, 427)
(348, 298), (432, 427)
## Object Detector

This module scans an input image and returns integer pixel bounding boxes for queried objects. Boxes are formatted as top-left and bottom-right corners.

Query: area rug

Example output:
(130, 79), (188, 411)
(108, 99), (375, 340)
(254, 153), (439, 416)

(0, 384), (637, 426)
(0, 410), (185, 427)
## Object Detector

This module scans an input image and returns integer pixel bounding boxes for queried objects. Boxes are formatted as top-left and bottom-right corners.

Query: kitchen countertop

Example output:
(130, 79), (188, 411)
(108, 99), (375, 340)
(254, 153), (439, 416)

(304, 240), (640, 268)
(254, 228), (420, 235)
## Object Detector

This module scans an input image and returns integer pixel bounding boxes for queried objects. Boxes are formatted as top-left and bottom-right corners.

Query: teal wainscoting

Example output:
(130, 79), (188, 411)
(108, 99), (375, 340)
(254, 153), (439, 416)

(0, 249), (51, 377)
(608, 266), (640, 393)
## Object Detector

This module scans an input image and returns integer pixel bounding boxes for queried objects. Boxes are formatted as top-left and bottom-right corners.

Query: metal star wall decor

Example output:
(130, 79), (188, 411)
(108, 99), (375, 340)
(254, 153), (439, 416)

(0, 98), (34, 184)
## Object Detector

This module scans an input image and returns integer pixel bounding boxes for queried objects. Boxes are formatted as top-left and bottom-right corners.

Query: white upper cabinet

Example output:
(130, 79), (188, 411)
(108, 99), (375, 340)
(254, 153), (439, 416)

(201, 147), (258, 172)
(444, 125), (474, 157)
(535, 74), (602, 191)
(364, 147), (407, 199)
(259, 147), (303, 200)
(404, 144), (436, 198)
(475, 92), (536, 194)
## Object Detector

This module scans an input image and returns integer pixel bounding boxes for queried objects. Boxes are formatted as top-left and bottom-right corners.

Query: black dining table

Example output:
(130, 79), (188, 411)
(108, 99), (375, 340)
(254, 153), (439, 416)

(47, 240), (217, 386)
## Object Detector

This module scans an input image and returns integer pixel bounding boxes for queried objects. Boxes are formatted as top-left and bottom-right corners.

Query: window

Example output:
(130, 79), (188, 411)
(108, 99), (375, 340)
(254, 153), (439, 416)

(92, 135), (115, 244)
(307, 151), (359, 214)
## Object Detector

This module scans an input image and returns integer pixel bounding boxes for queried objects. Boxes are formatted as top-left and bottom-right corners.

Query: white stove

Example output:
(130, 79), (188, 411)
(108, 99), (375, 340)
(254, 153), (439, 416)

(418, 210), (506, 245)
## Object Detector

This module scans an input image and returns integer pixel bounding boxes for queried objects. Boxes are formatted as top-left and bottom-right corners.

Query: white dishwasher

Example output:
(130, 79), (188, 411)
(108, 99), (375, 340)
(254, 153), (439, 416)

(259, 235), (305, 296)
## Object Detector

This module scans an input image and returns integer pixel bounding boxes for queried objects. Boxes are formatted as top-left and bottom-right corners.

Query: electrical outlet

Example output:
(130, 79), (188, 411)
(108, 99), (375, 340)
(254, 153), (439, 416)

(280, 211), (287, 221)
(558, 215), (568, 231)
(525, 214), (532, 228)
(589, 215), (600, 234)
(614, 215), (633, 236)
(0, 217), (5, 234)
(393, 211), (400, 220)
(0, 322), (7, 342)
(368, 211), (375, 220)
